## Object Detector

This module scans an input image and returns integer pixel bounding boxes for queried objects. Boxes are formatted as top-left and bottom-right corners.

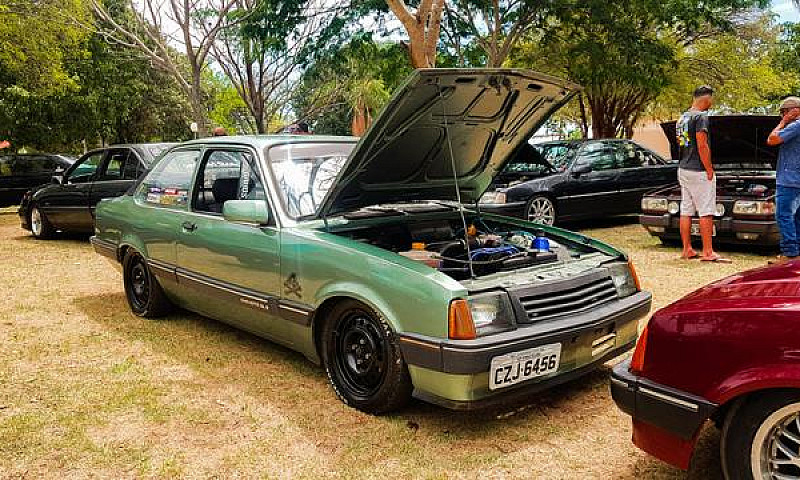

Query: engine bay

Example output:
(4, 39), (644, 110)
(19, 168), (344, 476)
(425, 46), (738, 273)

(331, 215), (589, 280)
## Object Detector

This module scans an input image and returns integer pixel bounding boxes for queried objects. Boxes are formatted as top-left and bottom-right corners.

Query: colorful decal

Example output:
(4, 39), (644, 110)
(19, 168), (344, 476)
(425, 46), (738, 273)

(284, 273), (302, 298)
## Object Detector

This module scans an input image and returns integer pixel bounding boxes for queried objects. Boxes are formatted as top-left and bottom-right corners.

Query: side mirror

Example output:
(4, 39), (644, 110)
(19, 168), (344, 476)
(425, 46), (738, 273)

(51, 175), (63, 184)
(223, 199), (270, 225)
(572, 163), (593, 176)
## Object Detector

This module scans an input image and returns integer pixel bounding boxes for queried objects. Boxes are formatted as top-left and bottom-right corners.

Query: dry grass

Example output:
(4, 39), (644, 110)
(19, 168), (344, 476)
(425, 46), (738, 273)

(0, 209), (771, 479)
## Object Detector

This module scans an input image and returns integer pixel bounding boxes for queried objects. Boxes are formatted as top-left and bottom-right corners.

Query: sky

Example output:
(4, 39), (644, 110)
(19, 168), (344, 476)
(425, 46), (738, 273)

(773, 0), (799, 22)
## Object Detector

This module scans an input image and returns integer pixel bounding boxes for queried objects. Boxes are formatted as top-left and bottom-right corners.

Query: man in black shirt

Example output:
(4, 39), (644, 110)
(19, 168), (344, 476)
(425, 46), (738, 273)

(675, 86), (730, 263)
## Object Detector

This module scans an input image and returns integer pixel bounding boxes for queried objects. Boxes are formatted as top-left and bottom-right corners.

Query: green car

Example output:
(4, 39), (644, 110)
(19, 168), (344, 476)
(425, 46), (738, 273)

(91, 69), (651, 413)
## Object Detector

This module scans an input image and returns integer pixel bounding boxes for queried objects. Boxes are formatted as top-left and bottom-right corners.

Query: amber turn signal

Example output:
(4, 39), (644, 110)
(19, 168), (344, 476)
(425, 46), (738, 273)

(630, 324), (649, 373)
(628, 258), (641, 292)
(448, 299), (476, 340)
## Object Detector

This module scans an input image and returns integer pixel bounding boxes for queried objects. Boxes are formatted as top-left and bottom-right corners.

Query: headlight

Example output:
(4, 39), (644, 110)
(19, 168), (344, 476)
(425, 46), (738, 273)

(468, 291), (515, 335)
(641, 197), (668, 213)
(479, 191), (507, 204)
(607, 261), (639, 298)
(667, 201), (679, 215)
(733, 200), (775, 216)
(715, 203), (725, 217)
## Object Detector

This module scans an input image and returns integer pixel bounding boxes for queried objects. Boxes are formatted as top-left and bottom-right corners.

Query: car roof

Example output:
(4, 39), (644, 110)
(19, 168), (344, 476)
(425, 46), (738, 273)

(177, 134), (359, 150)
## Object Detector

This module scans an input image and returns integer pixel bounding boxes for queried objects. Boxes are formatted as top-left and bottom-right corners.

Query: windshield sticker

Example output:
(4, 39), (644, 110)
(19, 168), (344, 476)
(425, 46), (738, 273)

(146, 187), (162, 204)
(159, 188), (188, 206)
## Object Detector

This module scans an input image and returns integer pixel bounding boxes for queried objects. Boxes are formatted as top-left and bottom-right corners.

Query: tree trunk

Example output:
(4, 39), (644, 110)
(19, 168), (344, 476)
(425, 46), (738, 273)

(578, 94), (589, 139)
(387, 0), (444, 68)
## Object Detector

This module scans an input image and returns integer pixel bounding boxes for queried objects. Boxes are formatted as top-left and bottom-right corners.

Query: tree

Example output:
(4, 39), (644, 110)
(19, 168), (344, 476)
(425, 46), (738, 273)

(512, 0), (769, 138)
(210, 0), (359, 133)
(293, 35), (411, 135)
(386, 0), (444, 68)
(651, 15), (798, 119)
(442, 0), (560, 67)
(91, 0), (239, 135)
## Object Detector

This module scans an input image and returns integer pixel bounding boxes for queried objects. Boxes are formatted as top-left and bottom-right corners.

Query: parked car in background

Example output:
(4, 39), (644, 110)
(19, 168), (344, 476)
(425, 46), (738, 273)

(19, 143), (174, 238)
(640, 115), (779, 246)
(0, 154), (75, 207)
(478, 139), (676, 225)
(611, 260), (800, 478)
(91, 69), (650, 413)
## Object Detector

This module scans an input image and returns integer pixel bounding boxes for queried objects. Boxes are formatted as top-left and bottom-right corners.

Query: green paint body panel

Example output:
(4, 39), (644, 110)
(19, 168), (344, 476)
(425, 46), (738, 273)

(92, 70), (651, 409)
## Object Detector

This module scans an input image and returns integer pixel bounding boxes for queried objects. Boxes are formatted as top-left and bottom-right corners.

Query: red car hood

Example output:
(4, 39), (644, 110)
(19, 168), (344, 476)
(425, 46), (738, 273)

(680, 261), (800, 303)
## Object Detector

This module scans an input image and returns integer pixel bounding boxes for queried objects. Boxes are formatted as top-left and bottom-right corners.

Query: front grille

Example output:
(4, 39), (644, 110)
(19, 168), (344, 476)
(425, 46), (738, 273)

(515, 275), (618, 323)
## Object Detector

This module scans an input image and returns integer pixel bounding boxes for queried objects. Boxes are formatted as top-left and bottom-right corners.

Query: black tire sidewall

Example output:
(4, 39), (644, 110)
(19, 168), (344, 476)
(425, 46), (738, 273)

(321, 300), (412, 414)
(122, 250), (172, 317)
(722, 391), (800, 480)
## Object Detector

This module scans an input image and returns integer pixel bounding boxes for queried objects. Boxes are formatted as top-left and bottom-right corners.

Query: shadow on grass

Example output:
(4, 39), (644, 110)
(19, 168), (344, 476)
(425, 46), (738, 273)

(72, 291), (669, 471)
(618, 423), (723, 479)
(11, 232), (92, 244)
(561, 214), (641, 231)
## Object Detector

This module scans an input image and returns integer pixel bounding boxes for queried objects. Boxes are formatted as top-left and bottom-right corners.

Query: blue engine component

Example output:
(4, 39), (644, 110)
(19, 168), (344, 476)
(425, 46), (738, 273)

(470, 245), (519, 261)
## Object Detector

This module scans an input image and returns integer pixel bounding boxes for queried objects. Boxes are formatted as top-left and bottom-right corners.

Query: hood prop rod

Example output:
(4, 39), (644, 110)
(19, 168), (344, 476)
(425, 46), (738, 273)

(438, 84), (476, 279)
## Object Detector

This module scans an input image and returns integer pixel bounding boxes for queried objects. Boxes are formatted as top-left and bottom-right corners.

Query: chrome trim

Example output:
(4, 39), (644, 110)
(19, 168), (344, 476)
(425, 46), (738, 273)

(639, 386), (699, 412)
(278, 304), (310, 316)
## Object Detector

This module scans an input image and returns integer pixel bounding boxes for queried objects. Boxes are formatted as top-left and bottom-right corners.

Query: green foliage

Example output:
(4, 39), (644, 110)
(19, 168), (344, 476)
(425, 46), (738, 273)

(0, 0), (191, 151)
(511, 0), (769, 138)
(652, 16), (798, 119)
(293, 34), (412, 135)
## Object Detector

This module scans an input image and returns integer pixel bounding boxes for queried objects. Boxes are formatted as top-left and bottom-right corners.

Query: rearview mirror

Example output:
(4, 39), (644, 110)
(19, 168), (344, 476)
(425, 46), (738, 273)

(223, 200), (270, 225)
(572, 163), (593, 176)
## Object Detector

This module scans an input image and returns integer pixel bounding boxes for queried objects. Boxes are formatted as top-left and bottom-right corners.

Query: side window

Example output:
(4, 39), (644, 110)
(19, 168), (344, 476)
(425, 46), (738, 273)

(123, 153), (143, 180)
(0, 156), (12, 176)
(617, 142), (643, 168)
(578, 142), (617, 171)
(101, 150), (128, 180)
(193, 150), (265, 215)
(135, 150), (200, 209)
(67, 152), (105, 183)
(636, 147), (663, 166)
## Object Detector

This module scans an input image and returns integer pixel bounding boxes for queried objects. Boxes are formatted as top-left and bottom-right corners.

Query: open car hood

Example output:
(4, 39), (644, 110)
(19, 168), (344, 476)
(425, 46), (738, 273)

(661, 115), (779, 170)
(318, 69), (580, 217)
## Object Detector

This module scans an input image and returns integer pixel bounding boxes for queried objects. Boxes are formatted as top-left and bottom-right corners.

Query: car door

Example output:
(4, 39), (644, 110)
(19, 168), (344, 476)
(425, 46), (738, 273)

(559, 141), (622, 217)
(88, 148), (144, 224)
(0, 155), (16, 206)
(614, 141), (675, 213)
(174, 147), (285, 343)
(40, 150), (106, 229)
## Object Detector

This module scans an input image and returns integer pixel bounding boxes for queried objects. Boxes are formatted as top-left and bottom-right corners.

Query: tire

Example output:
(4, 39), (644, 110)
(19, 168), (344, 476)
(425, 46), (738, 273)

(721, 391), (800, 480)
(122, 250), (172, 317)
(320, 299), (412, 414)
(525, 195), (557, 226)
(29, 205), (55, 239)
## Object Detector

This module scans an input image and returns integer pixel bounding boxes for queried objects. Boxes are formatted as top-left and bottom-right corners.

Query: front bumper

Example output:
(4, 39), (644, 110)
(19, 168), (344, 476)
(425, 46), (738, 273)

(640, 213), (779, 246)
(400, 290), (651, 410)
(610, 359), (717, 469)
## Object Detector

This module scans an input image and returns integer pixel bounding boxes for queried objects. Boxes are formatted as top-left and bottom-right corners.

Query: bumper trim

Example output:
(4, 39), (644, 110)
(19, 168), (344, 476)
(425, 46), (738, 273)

(414, 338), (635, 410)
(611, 359), (717, 440)
(90, 236), (118, 260)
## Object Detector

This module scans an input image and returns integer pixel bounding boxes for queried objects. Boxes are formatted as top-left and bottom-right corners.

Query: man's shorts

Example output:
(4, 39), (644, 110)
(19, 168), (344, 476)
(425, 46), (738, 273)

(678, 168), (716, 217)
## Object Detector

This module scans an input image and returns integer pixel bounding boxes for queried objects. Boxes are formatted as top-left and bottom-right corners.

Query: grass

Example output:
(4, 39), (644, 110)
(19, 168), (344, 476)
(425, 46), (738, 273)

(0, 209), (771, 478)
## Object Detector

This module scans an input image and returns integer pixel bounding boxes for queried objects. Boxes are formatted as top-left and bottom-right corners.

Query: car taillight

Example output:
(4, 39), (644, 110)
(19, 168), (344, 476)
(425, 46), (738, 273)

(628, 259), (641, 292)
(448, 299), (476, 340)
(630, 324), (649, 374)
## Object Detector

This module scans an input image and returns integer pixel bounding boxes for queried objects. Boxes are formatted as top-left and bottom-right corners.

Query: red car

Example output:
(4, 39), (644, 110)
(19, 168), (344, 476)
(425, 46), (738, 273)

(611, 261), (800, 479)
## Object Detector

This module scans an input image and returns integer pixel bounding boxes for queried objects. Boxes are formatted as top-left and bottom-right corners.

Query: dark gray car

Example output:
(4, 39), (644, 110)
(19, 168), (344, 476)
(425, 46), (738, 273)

(19, 143), (174, 238)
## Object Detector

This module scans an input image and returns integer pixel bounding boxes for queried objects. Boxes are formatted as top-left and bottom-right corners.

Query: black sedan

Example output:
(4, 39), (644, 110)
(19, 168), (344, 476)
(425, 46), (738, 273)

(0, 154), (75, 207)
(19, 143), (174, 238)
(478, 139), (677, 225)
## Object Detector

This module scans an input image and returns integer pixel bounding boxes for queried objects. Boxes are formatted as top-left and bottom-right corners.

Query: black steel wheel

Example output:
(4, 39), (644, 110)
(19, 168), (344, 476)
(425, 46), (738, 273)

(29, 205), (55, 239)
(321, 300), (412, 414)
(123, 250), (172, 317)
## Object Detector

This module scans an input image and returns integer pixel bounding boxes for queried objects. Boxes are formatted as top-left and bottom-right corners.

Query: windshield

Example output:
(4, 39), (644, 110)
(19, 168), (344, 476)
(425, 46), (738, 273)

(535, 142), (579, 172)
(268, 142), (356, 218)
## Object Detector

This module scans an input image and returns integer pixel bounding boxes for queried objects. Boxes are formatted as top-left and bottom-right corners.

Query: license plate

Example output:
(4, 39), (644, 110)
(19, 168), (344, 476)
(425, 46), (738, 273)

(489, 343), (562, 390)
(690, 223), (716, 237)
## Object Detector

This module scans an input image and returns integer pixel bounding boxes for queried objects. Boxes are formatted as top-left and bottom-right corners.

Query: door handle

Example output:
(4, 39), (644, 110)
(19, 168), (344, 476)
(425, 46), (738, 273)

(181, 221), (197, 232)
